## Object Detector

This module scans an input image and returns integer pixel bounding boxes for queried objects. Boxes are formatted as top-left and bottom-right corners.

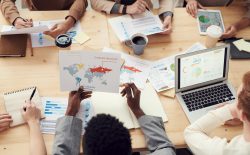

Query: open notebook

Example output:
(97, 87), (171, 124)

(3, 87), (43, 127)
(91, 84), (168, 129)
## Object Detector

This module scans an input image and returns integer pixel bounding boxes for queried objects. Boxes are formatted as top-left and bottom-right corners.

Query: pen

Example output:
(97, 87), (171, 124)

(24, 87), (36, 111)
(29, 87), (37, 101)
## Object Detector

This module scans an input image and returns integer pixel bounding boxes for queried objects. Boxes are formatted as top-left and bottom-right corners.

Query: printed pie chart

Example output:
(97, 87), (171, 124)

(199, 15), (210, 23)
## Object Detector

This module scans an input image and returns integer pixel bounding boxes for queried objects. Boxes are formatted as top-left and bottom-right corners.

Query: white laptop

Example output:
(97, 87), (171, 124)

(175, 45), (236, 123)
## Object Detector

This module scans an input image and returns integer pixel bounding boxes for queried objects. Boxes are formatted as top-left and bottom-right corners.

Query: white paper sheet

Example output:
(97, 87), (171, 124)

(31, 20), (83, 47)
(103, 48), (152, 89)
(109, 11), (164, 42)
(0, 25), (49, 35)
(59, 51), (121, 93)
(40, 97), (94, 135)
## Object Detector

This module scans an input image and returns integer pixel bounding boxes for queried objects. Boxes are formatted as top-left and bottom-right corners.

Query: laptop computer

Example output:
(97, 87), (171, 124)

(175, 45), (236, 123)
(0, 34), (28, 57)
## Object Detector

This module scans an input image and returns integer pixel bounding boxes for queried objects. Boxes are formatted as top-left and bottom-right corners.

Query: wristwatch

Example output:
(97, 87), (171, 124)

(122, 5), (127, 15)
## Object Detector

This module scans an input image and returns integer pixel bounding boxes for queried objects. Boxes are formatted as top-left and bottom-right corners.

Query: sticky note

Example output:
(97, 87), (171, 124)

(160, 88), (175, 98)
(233, 39), (250, 53)
(74, 31), (90, 45)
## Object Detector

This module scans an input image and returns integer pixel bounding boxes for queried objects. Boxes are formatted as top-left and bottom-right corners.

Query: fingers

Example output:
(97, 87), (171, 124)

(121, 88), (126, 97)
(0, 118), (13, 124)
(139, 0), (149, 9)
(186, 2), (197, 18)
(190, 4), (197, 17)
(125, 86), (132, 99)
(0, 114), (11, 119)
(128, 83), (140, 95)
(221, 26), (234, 39)
(0, 126), (10, 132)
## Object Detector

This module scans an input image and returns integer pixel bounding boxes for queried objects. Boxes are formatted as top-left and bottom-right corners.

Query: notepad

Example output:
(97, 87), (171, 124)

(91, 84), (168, 129)
(233, 39), (250, 53)
(3, 87), (43, 127)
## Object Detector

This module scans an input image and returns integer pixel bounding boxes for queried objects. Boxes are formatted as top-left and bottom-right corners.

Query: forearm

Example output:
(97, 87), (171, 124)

(138, 115), (175, 154)
(28, 121), (47, 155)
(0, 0), (20, 24)
(234, 17), (250, 31)
(184, 105), (233, 154)
(90, 0), (116, 14)
(52, 116), (82, 155)
(159, 0), (174, 15)
(110, 3), (124, 14)
(68, 0), (87, 21)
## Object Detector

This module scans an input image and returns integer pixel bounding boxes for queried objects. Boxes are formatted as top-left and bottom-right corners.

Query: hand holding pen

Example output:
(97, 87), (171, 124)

(121, 83), (145, 118)
(23, 87), (36, 111)
(22, 87), (41, 124)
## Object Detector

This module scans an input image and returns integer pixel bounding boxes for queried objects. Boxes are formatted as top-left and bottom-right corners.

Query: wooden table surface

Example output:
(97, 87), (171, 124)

(0, 6), (249, 154)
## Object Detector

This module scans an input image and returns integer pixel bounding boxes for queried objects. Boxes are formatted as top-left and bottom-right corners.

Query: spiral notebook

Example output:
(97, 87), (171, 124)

(3, 87), (44, 127)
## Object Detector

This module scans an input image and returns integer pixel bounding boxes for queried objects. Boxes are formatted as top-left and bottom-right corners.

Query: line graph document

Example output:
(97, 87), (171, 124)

(109, 11), (164, 42)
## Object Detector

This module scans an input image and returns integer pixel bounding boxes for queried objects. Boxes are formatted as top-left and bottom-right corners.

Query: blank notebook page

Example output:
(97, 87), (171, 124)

(3, 87), (43, 127)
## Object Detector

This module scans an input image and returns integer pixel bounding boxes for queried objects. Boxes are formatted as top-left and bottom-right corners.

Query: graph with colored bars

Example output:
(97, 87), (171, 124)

(40, 98), (94, 135)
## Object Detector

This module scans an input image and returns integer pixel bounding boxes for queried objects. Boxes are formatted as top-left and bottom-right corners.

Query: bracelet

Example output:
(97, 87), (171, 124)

(122, 5), (127, 15)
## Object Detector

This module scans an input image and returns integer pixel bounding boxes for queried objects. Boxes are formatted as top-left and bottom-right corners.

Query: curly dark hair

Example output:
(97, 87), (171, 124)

(83, 114), (132, 155)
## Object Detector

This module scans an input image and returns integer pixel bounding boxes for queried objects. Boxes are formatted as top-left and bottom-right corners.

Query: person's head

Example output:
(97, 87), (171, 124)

(84, 114), (132, 155)
(237, 71), (250, 123)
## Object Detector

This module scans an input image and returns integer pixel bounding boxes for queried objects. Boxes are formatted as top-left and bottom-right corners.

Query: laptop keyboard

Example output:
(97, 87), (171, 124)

(182, 84), (235, 112)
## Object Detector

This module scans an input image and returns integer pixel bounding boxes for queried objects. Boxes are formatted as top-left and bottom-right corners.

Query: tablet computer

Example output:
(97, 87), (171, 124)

(197, 9), (225, 35)
(0, 34), (28, 57)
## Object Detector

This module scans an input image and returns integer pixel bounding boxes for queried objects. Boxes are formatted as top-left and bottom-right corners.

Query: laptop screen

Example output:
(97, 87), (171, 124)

(178, 46), (227, 89)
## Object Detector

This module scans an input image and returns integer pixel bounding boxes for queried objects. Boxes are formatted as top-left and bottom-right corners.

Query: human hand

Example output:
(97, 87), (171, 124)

(44, 17), (75, 38)
(160, 16), (172, 35)
(22, 101), (41, 125)
(126, 0), (149, 14)
(221, 25), (238, 39)
(66, 86), (92, 116)
(14, 18), (33, 29)
(121, 83), (145, 118)
(0, 113), (12, 132)
(216, 103), (242, 126)
(186, 0), (205, 18)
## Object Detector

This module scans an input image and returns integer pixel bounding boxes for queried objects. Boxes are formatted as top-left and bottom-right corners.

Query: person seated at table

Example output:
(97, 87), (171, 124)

(0, 102), (46, 155)
(183, 0), (232, 17)
(0, 0), (88, 38)
(22, 101), (47, 155)
(184, 71), (250, 155)
(90, 0), (174, 35)
(222, 3), (250, 38)
(52, 84), (176, 155)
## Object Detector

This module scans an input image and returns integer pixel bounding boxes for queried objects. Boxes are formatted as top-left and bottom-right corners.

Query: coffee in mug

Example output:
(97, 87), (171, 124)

(125, 33), (148, 55)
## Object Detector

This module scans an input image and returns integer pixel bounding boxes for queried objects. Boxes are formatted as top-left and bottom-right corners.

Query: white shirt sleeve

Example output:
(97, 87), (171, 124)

(184, 106), (234, 155)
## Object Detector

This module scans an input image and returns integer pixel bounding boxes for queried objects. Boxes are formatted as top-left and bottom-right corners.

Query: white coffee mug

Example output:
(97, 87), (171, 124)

(205, 25), (223, 48)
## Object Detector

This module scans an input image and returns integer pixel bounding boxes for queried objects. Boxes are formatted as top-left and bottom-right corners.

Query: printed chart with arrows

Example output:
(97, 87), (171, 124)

(59, 51), (121, 93)
(120, 54), (151, 89)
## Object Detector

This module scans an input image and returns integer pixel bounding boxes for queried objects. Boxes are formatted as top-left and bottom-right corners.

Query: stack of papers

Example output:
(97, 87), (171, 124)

(0, 25), (49, 35)
(109, 11), (164, 42)
(40, 97), (94, 135)
(233, 39), (250, 52)
(31, 20), (90, 47)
